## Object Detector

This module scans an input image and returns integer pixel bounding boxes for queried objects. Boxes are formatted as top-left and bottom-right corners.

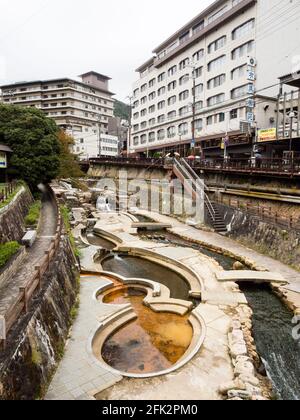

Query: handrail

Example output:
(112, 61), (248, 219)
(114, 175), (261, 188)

(0, 189), (64, 348)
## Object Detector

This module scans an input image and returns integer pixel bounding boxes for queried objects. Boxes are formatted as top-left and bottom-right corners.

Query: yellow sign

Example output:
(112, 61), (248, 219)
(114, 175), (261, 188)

(257, 128), (277, 142)
(0, 152), (7, 169)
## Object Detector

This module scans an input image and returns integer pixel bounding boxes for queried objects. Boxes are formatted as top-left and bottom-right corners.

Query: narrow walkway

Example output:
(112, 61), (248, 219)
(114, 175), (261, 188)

(136, 210), (300, 290)
(0, 191), (57, 315)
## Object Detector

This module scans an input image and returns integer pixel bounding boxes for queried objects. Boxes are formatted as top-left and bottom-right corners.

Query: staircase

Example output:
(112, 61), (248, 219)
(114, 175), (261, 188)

(173, 159), (227, 233)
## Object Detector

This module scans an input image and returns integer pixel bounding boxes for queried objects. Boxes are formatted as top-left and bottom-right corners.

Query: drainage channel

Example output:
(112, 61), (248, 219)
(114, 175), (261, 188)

(135, 224), (300, 400)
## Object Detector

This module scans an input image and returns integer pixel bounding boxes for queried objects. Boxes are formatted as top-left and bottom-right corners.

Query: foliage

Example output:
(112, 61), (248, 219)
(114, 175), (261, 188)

(25, 200), (41, 227)
(60, 205), (80, 257)
(0, 241), (21, 269)
(0, 104), (60, 190)
(57, 130), (83, 179)
(114, 100), (130, 120)
(0, 181), (23, 209)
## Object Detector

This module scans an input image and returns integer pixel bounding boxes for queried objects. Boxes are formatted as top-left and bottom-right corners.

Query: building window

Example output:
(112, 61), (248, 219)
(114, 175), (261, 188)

(208, 5), (228, 24)
(231, 64), (247, 80)
(141, 84), (147, 92)
(158, 114), (165, 123)
(208, 55), (226, 72)
(133, 100), (139, 108)
(179, 58), (190, 70)
(158, 72), (166, 82)
(230, 109), (238, 119)
(133, 112), (139, 119)
(167, 126), (176, 138)
(207, 93), (225, 107)
(149, 91), (156, 101)
(168, 95), (177, 105)
(231, 84), (249, 99)
(232, 19), (255, 40)
(149, 78), (156, 88)
(149, 105), (155, 113)
(133, 124), (139, 132)
(149, 132), (155, 142)
(207, 74), (226, 89)
(179, 74), (189, 85)
(192, 21), (204, 35)
(158, 86), (166, 96)
(194, 67), (203, 79)
(157, 129), (165, 140)
(193, 49), (204, 62)
(179, 123), (188, 135)
(194, 84), (203, 96)
(168, 110), (176, 119)
(195, 101), (203, 111)
(168, 65), (177, 76)
(179, 90), (189, 101)
(141, 96), (147, 104)
(207, 116), (213, 125)
(168, 81), (177, 91)
(141, 108), (147, 117)
(141, 121), (147, 129)
(208, 36), (226, 54)
(179, 106), (189, 116)
(218, 112), (225, 122)
(133, 88), (139, 97)
(141, 134), (147, 144)
(158, 100), (166, 109)
(232, 40), (254, 60)
(149, 118), (156, 126)
(194, 119), (203, 131)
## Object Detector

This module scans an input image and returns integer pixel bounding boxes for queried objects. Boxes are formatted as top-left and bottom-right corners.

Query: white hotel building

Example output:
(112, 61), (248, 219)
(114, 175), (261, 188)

(130, 0), (300, 159)
(0, 71), (118, 159)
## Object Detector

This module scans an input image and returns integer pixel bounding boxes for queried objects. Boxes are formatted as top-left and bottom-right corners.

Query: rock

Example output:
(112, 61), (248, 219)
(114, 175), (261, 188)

(227, 397), (243, 401)
(239, 375), (260, 387)
(219, 379), (246, 395)
(245, 384), (262, 396)
(233, 261), (245, 270)
(231, 321), (242, 331)
(227, 390), (252, 400)
(251, 396), (268, 401)
(230, 343), (248, 358)
(229, 330), (244, 345)
(234, 360), (255, 377)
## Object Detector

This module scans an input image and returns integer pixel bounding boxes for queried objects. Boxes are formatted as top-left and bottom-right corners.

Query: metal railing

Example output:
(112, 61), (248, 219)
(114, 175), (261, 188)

(0, 181), (18, 205)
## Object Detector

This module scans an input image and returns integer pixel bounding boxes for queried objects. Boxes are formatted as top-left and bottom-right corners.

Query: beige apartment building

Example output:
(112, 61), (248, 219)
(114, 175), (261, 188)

(0, 71), (115, 159)
(130, 0), (300, 159)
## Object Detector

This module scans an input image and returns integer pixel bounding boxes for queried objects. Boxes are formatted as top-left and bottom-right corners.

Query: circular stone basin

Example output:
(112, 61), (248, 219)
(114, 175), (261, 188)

(94, 287), (193, 375)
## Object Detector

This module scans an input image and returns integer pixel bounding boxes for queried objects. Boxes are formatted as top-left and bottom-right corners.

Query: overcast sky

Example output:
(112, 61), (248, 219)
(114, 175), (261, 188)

(0, 0), (213, 102)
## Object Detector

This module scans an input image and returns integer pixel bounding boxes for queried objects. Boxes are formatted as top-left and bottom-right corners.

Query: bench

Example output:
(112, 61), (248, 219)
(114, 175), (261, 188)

(22, 231), (37, 248)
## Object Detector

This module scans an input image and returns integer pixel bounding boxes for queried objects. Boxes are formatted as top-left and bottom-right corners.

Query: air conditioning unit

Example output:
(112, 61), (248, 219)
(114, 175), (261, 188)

(247, 57), (257, 67)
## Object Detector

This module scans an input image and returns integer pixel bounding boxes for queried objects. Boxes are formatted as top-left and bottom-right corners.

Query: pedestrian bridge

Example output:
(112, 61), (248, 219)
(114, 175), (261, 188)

(216, 271), (288, 285)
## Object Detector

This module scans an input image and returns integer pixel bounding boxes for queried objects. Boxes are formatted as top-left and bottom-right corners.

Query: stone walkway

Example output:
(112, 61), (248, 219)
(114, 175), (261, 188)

(45, 275), (122, 401)
(136, 210), (300, 288)
(0, 191), (58, 315)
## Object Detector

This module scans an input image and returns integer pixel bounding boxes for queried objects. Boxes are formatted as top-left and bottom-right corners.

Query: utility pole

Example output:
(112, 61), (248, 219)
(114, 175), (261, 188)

(97, 115), (102, 158)
(191, 67), (196, 157)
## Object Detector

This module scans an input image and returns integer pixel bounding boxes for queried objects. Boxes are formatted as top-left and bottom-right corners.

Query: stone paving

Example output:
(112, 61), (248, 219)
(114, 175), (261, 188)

(45, 275), (123, 401)
(0, 191), (58, 315)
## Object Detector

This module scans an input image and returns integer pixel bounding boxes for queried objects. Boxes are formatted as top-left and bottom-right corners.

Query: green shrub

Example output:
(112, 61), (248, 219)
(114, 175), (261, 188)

(0, 242), (21, 269)
(25, 201), (41, 227)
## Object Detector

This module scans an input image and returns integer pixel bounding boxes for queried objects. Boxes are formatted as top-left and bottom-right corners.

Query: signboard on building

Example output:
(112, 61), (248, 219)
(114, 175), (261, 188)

(257, 128), (277, 142)
(0, 152), (7, 168)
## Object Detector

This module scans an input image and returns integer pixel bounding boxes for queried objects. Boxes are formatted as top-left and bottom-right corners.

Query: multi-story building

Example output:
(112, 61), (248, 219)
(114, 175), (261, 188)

(130, 0), (299, 159)
(108, 116), (129, 153)
(0, 71), (115, 159)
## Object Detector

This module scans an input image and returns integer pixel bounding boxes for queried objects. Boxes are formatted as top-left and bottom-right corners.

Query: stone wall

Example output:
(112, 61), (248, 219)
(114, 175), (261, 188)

(0, 247), (27, 287)
(88, 163), (171, 182)
(0, 187), (33, 244)
(216, 203), (300, 270)
(0, 236), (79, 400)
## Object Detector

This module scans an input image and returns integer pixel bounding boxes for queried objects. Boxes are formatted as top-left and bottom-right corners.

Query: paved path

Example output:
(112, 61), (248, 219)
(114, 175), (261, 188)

(0, 191), (57, 315)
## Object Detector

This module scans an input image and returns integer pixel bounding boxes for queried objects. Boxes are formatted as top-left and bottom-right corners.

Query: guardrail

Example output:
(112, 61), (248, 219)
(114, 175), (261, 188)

(0, 191), (64, 348)
(0, 181), (18, 205)
(216, 196), (300, 231)
(88, 157), (300, 178)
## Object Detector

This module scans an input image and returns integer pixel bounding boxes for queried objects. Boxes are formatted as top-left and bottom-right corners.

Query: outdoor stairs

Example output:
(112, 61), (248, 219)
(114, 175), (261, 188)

(172, 158), (228, 234)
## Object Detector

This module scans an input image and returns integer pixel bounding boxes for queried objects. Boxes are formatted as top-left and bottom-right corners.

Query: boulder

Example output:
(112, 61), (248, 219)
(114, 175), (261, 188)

(233, 261), (245, 270)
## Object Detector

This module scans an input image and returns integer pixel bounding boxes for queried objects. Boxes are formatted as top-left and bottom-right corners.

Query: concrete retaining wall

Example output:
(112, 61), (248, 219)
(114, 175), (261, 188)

(0, 236), (79, 400)
(0, 187), (33, 244)
(216, 203), (300, 270)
